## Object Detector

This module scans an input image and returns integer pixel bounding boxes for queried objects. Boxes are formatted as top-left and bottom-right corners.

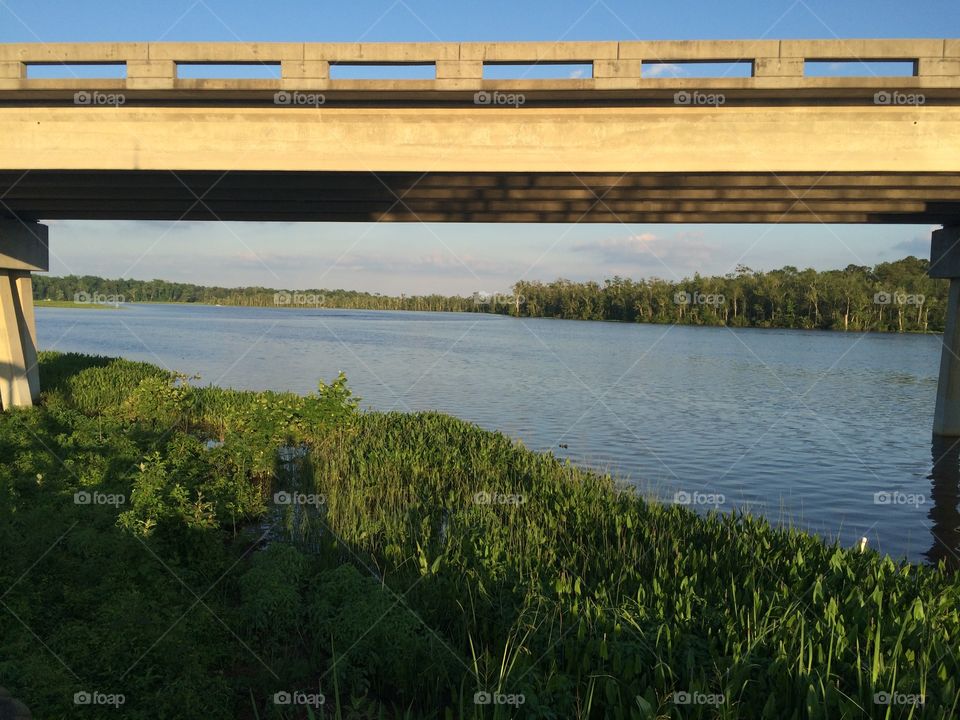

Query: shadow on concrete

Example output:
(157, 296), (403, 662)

(926, 436), (960, 571)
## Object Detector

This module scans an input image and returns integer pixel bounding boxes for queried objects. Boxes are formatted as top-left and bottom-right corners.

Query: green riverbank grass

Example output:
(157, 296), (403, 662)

(35, 299), (122, 310)
(0, 352), (957, 718)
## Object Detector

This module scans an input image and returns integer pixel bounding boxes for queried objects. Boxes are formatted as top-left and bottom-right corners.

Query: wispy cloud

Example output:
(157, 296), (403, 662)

(574, 232), (658, 256)
(643, 63), (685, 78)
(572, 231), (718, 278)
(244, 249), (515, 281)
(892, 236), (929, 257)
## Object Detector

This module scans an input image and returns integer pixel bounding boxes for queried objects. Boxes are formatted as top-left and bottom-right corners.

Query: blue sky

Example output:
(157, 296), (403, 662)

(2, 0), (954, 294)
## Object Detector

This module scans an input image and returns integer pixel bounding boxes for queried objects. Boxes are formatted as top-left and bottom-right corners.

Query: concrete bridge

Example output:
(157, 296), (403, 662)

(1, 39), (959, 433)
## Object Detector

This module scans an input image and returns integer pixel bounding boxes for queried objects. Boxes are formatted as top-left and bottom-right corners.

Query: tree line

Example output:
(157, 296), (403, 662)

(32, 276), (473, 312)
(505, 257), (945, 333)
(33, 255), (946, 333)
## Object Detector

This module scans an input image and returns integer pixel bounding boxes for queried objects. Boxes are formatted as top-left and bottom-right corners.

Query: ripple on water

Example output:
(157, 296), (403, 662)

(35, 305), (951, 565)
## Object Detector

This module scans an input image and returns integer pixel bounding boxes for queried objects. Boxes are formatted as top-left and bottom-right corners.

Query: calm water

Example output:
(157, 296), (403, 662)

(35, 303), (960, 567)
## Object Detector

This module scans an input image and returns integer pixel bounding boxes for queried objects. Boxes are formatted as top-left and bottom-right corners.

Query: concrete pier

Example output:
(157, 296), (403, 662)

(0, 221), (47, 409)
(930, 226), (960, 435)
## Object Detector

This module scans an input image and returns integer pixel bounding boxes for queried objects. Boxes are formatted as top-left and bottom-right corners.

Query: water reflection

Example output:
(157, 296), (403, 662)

(926, 437), (960, 571)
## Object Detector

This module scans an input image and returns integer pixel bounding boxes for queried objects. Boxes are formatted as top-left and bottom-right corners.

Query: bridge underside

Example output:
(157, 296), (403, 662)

(2, 171), (960, 224)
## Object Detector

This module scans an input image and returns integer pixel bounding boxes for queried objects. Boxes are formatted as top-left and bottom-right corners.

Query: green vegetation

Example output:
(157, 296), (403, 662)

(512, 257), (944, 333)
(32, 275), (469, 313)
(34, 255), (946, 333)
(35, 299), (122, 310)
(1, 353), (958, 718)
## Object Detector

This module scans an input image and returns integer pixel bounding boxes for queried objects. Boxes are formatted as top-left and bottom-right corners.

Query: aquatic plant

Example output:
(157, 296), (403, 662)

(0, 353), (956, 718)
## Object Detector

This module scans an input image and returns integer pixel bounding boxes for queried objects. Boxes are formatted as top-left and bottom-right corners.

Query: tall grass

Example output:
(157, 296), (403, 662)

(297, 412), (960, 718)
(0, 352), (956, 718)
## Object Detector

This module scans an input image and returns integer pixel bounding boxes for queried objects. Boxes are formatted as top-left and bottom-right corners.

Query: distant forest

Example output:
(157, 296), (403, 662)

(33, 255), (946, 333)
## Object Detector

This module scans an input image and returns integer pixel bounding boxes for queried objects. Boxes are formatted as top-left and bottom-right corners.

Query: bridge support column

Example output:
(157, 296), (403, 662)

(0, 221), (48, 410)
(930, 226), (960, 435)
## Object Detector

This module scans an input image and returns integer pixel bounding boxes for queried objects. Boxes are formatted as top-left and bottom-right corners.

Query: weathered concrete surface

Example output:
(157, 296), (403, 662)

(930, 226), (960, 278)
(1, 39), (958, 93)
(1, 39), (957, 215)
(933, 227), (960, 436)
(0, 222), (46, 409)
(0, 269), (40, 409)
(0, 38), (953, 67)
(0, 106), (955, 174)
(2, 171), (959, 224)
(0, 101), (956, 224)
(0, 221), (49, 271)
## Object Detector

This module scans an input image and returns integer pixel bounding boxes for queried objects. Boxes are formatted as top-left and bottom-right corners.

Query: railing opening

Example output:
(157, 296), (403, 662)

(26, 63), (126, 79)
(176, 63), (281, 79)
(642, 61), (752, 78)
(483, 63), (593, 80)
(804, 60), (916, 77)
(329, 63), (436, 80)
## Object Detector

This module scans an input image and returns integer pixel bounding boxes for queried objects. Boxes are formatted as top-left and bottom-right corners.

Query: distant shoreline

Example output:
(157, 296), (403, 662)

(31, 258), (945, 333)
(35, 298), (941, 336)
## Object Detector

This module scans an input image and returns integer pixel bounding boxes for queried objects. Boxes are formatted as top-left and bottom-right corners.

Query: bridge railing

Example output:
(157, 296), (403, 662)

(1, 40), (958, 92)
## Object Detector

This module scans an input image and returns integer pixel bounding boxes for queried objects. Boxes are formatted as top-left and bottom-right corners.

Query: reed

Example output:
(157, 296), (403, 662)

(0, 352), (955, 718)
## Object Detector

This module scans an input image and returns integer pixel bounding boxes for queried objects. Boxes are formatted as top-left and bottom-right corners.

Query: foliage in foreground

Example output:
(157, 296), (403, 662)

(0, 352), (958, 719)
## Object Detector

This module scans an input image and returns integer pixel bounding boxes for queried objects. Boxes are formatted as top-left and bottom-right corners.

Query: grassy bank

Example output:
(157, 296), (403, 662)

(35, 299), (122, 310)
(1, 353), (958, 719)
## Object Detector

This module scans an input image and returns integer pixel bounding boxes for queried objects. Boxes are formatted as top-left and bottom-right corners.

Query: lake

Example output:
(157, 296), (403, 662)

(35, 302), (959, 568)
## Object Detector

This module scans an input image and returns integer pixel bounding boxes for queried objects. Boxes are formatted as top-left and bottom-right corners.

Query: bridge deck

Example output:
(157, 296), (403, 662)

(0, 40), (958, 224)
(1, 40), (959, 102)
(3, 171), (958, 224)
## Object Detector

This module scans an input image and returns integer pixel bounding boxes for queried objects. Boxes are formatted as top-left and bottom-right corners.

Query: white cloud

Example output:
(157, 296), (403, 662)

(572, 231), (719, 279)
(643, 63), (684, 78)
(576, 232), (659, 255)
(892, 236), (929, 257)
